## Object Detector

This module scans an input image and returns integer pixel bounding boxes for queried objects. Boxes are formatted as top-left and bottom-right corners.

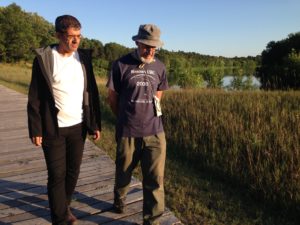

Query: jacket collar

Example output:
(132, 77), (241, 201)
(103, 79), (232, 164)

(34, 44), (91, 96)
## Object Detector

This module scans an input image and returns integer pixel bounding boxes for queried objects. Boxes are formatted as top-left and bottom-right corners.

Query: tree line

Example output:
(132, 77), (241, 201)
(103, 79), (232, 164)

(257, 32), (300, 90)
(1, 3), (299, 90)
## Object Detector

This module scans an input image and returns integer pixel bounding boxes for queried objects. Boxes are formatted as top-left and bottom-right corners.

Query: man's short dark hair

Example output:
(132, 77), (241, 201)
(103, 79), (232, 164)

(55, 15), (81, 33)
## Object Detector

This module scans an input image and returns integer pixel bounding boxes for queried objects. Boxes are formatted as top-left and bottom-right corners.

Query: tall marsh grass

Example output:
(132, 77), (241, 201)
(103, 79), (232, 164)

(0, 63), (31, 93)
(163, 89), (300, 208)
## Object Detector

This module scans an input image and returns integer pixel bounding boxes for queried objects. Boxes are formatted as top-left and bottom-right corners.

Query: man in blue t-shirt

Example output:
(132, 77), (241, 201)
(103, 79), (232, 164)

(106, 24), (168, 225)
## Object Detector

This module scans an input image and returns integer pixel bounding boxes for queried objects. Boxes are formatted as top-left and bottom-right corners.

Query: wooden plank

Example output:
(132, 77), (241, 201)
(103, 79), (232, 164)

(0, 158), (110, 183)
(0, 171), (118, 205)
(0, 168), (114, 196)
(0, 156), (111, 185)
(2, 183), (143, 224)
(78, 201), (143, 225)
(0, 172), (124, 219)
(12, 186), (143, 225)
(0, 126), (28, 138)
(0, 144), (108, 165)
(0, 149), (112, 178)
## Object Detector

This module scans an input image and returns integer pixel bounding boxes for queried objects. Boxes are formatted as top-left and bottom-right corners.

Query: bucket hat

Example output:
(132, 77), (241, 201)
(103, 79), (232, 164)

(132, 24), (164, 48)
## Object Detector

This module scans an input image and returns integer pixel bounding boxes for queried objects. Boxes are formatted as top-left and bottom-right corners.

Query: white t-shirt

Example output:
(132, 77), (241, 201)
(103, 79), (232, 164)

(51, 47), (84, 127)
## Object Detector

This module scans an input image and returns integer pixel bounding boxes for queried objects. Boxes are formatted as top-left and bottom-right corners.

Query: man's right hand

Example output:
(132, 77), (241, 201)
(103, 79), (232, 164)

(32, 136), (43, 146)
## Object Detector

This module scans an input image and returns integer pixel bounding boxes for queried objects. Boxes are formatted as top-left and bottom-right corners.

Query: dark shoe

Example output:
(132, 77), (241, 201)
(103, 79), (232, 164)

(143, 219), (160, 225)
(113, 198), (126, 213)
(66, 207), (78, 225)
(143, 222), (160, 225)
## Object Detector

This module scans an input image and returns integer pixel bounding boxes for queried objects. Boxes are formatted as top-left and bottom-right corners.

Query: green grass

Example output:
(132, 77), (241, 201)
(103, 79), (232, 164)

(1, 63), (299, 225)
(0, 63), (32, 94)
(163, 90), (300, 203)
(162, 89), (300, 225)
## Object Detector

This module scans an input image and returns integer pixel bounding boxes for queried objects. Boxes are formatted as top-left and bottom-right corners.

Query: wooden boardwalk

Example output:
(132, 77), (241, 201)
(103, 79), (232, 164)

(0, 85), (182, 225)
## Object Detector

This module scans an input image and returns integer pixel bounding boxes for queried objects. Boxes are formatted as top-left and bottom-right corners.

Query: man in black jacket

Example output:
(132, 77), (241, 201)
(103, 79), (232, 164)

(27, 15), (101, 225)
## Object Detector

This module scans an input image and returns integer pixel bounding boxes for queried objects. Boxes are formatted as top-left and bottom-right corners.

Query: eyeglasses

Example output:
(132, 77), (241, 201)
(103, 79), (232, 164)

(139, 43), (156, 50)
(64, 34), (82, 41)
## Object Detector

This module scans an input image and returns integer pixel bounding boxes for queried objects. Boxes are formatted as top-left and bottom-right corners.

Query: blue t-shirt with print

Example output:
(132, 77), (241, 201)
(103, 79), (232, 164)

(106, 52), (169, 138)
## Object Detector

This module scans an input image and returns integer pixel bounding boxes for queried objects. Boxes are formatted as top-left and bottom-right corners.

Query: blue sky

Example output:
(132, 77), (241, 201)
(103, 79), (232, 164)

(0, 0), (299, 57)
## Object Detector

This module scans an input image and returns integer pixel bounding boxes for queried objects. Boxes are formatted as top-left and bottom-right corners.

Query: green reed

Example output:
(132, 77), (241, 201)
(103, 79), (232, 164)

(162, 89), (300, 207)
(0, 63), (31, 94)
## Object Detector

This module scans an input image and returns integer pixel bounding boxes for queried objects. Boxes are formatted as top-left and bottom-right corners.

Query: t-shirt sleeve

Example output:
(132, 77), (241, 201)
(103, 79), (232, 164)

(106, 61), (121, 93)
(157, 67), (169, 91)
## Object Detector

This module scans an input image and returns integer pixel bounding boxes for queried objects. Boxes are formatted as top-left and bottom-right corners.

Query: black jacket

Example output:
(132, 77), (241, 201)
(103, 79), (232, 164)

(27, 45), (101, 138)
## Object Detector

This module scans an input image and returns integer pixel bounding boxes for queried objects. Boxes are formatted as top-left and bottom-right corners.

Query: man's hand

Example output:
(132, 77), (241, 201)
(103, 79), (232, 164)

(32, 136), (42, 146)
(107, 89), (119, 116)
(92, 130), (101, 141)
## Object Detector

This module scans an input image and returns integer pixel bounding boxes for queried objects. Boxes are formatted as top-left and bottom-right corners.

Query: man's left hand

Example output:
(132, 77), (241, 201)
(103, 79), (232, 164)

(92, 130), (101, 141)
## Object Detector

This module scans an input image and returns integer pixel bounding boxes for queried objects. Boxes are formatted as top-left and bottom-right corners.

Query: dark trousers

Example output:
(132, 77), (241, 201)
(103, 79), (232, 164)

(42, 123), (87, 225)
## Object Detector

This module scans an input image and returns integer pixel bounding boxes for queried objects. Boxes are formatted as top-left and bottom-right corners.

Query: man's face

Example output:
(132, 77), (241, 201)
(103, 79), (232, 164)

(137, 42), (156, 62)
(57, 27), (81, 53)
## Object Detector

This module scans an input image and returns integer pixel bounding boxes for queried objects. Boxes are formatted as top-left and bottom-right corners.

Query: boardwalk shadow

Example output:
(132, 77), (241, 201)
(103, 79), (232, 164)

(0, 179), (141, 224)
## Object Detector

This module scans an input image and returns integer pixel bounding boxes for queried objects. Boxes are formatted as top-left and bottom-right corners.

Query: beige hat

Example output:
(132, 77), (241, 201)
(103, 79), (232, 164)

(132, 24), (164, 48)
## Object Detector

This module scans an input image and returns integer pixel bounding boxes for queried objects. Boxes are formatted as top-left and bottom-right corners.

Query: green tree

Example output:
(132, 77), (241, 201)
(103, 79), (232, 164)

(283, 48), (300, 88)
(80, 38), (104, 58)
(30, 13), (56, 48)
(0, 3), (56, 62)
(0, 7), (6, 61)
(168, 56), (204, 88)
(203, 67), (223, 88)
(178, 71), (204, 88)
(257, 32), (300, 89)
(104, 42), (131, 62)
(1, 4), (37, 61)
(243, 76), (254, 90)
(231, 68), (244, 90)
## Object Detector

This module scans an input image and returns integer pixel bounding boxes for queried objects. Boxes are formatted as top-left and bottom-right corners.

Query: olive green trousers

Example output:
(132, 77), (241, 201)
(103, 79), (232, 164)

(114, 132), (166, 224)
